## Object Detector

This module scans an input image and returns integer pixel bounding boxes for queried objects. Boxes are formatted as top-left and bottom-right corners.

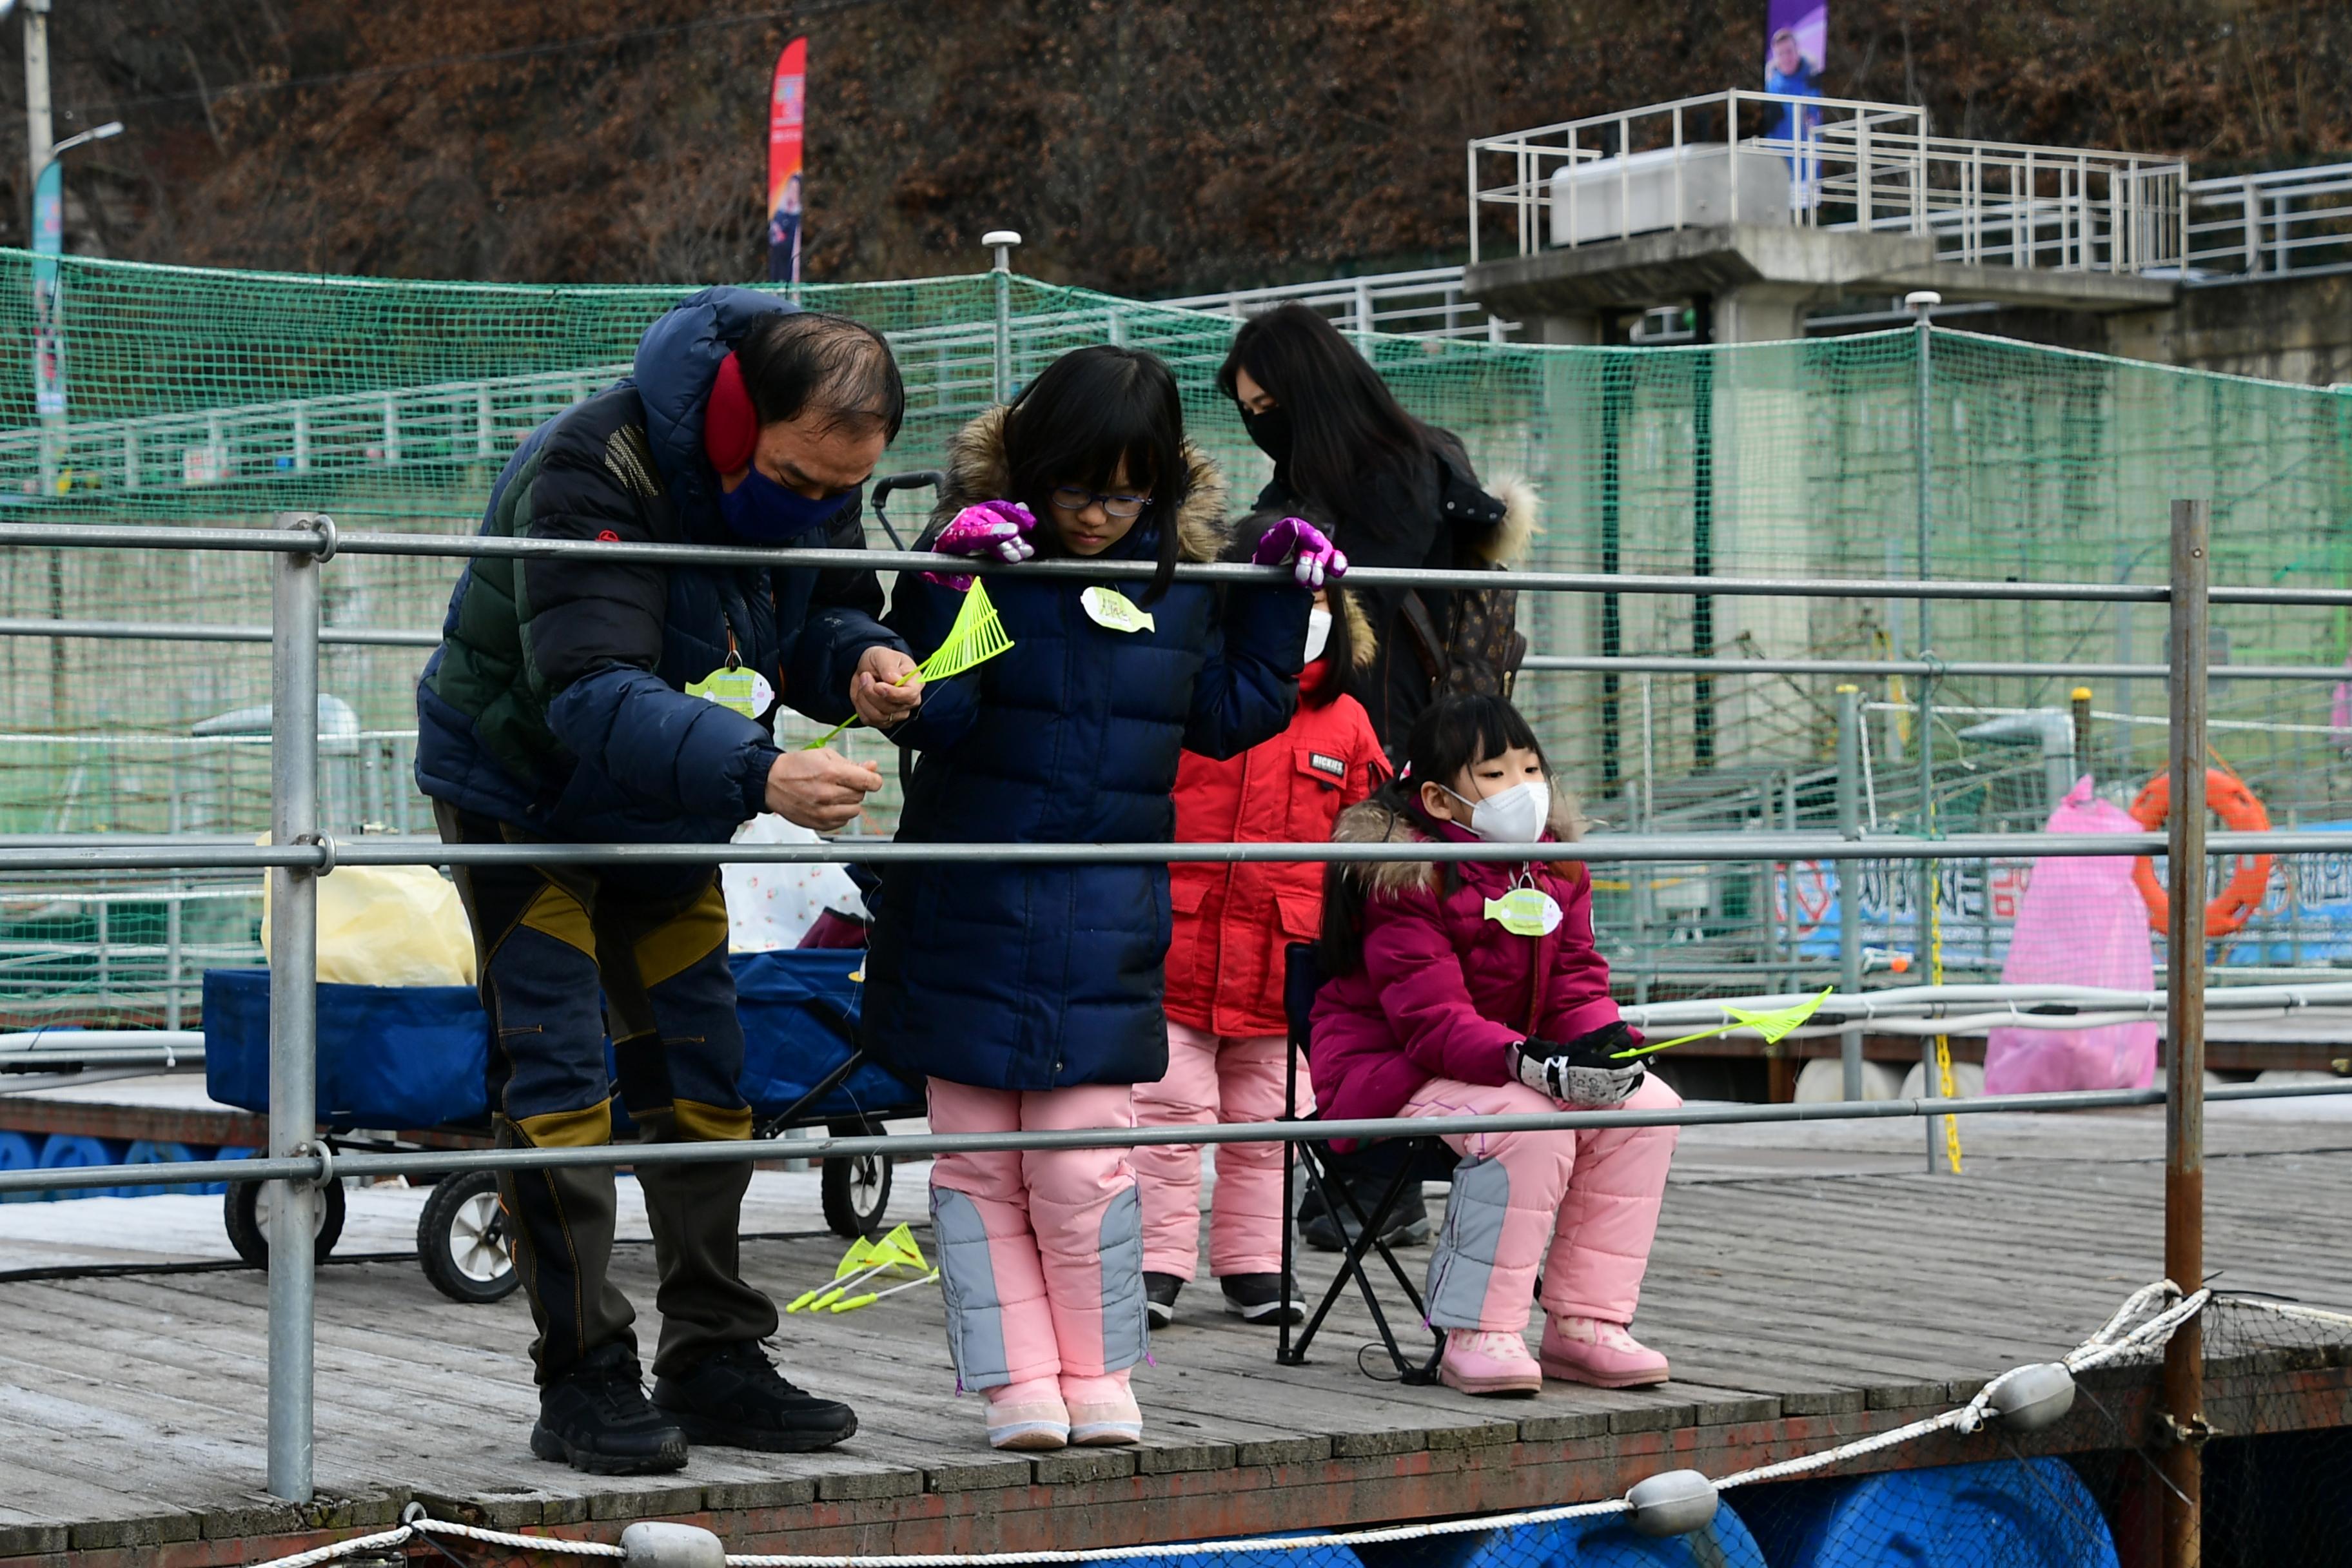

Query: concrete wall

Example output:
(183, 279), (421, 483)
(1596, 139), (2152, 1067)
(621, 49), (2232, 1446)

(1977, 272), (2352, 387)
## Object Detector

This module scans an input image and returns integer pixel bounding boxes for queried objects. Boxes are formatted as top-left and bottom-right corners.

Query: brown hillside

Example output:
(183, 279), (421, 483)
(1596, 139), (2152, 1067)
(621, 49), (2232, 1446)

(10, 0), (2351, 294)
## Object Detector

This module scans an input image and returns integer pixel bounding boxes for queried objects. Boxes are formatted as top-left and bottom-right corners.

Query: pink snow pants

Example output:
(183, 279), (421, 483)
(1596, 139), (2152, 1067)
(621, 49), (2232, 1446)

(1133, 1023), (1309, 1280)
(1404, 1073), (1680, 1333)
(926, 1079), (1148, 1389)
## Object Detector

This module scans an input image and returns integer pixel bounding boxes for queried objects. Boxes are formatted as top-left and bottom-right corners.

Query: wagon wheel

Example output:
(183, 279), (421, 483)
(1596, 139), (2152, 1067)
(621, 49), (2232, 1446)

(416, 1169), (520, 1304)
(820, 1119), (892, 1239)
(223, 1175), (347, 1268)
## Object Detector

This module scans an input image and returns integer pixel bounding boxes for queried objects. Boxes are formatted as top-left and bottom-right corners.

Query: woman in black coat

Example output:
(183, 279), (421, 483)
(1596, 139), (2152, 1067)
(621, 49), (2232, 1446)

(1217, 303), (1535, 754)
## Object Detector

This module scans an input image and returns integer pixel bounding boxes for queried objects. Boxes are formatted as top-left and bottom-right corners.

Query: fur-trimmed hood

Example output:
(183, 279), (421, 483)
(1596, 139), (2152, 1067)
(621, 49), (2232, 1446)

(1475, 476), (1542, 568)
(930, 404), (1231, 564)
(1329, 787), (1585, 898)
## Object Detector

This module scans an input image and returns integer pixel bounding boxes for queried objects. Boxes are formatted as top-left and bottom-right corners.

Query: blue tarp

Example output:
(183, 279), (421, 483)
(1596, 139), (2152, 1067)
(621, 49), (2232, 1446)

(202, 949), (917, 1130)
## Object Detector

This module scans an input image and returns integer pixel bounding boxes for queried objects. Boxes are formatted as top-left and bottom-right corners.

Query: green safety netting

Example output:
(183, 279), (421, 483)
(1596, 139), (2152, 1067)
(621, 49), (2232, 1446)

(0, 250), (2346, 1021)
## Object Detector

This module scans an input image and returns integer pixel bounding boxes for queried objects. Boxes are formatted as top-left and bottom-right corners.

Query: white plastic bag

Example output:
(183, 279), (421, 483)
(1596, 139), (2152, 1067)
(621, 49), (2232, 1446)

(722, 814), (865, 952)
(262, 861), (477, 987)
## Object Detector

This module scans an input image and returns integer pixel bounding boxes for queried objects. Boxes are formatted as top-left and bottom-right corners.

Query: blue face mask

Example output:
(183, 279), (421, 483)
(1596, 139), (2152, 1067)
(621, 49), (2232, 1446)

(717, 466), (861, 543)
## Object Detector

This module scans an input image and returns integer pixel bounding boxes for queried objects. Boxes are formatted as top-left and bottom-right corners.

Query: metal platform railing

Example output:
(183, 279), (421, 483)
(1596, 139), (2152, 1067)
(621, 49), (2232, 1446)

(2184, 161), (2352, 281)
(1467, 89), (2188, 271)
(1155, 268), (1517, 342)
(0, 496), (2317, 1533)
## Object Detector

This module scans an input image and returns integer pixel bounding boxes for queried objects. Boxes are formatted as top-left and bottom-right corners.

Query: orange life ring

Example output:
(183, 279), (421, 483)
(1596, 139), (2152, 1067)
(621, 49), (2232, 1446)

(2128, 769), (2271, 937)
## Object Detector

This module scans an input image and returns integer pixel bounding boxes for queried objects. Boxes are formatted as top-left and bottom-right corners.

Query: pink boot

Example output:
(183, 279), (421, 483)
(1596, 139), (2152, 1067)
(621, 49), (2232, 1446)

(983, 1378), (1070, 1451)
(1438, 1329), (1542, 1397)
(1061, 1371), (1142, 1446)
(1540, 1316), (1670, 1389)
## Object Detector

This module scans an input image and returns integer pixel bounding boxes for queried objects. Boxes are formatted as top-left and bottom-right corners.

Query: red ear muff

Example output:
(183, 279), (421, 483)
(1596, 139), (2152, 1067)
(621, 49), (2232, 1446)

(704, 353), (758, 475)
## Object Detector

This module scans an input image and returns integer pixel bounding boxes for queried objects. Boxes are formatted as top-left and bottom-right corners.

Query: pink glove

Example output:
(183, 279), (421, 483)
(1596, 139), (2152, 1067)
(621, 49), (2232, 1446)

(1252, 516), (1348, 589)
(923, 500), (1037, 589)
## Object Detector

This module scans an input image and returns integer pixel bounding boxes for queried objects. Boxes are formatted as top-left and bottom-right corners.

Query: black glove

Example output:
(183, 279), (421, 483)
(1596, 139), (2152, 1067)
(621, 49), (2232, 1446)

(1510, 1021), (1645, 1106)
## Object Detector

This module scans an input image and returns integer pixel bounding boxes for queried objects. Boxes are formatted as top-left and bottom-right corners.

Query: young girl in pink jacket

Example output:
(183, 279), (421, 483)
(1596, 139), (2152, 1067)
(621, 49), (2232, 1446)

(1311, 692), (1680, 1396)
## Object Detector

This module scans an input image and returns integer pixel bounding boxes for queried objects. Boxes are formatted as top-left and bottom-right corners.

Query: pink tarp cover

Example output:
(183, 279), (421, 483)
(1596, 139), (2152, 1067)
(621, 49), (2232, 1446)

(1983, 776), (2161, 1093)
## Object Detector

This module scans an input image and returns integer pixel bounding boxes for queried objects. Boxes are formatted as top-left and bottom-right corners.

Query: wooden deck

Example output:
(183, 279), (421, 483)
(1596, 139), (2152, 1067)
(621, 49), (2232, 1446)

(2, 1100), (2351, 1565)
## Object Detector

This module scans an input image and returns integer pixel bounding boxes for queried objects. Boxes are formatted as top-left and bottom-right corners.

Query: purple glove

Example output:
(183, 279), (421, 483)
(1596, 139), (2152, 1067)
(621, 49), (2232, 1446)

(1251, 516), (1348, 590)
(923, 500), (1037, 589)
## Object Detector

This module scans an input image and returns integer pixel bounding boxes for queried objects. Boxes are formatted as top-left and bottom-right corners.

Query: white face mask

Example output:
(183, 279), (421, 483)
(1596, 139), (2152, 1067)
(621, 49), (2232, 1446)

(1303, 607), (1333, 663)
(1441, 778), (1551, 844)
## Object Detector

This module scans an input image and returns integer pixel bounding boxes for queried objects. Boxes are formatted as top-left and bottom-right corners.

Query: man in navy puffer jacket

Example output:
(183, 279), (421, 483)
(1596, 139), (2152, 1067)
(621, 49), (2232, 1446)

(415, 288), (917, 1475)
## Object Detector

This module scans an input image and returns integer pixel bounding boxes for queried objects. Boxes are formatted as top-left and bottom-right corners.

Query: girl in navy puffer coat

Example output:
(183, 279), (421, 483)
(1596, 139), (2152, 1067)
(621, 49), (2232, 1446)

(863, 346), (1335, 1452)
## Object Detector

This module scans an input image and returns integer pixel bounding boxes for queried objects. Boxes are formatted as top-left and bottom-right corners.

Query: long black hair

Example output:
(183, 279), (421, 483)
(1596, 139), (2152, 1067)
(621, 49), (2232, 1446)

(1002, 346), (1190, 605)
(1217, 303), (1433, 516)
(1320, 692), (1552, 977)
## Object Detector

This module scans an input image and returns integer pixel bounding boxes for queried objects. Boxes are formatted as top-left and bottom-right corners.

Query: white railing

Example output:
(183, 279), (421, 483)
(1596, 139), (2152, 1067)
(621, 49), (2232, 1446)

(2184, 161), (2352, 280)
(0, 308), (1188, 504)
(1467, 90), (2188, 276)
(1156, 267), (1517, 342)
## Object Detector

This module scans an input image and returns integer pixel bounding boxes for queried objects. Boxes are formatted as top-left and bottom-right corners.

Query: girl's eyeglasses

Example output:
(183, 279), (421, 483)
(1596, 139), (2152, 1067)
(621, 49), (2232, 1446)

(1050, 485), (1152, 520)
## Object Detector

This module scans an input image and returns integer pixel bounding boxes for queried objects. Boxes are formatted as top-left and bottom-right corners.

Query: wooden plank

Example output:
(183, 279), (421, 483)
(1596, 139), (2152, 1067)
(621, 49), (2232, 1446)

(0, 1130), (2347, 1548)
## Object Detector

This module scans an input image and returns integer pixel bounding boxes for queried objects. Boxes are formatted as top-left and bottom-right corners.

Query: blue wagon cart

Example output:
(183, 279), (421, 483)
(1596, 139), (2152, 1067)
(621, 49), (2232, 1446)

(201, 948), (921, 1303)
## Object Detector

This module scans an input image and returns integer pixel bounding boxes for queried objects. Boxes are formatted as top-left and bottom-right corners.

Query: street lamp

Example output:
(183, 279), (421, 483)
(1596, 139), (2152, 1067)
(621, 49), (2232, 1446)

(31, 119), (122, 426)
(50, 120), (122, 160)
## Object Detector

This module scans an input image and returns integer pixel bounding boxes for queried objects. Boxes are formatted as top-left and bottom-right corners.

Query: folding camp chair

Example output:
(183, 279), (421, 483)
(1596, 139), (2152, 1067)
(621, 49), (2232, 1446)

(1277, 941), (1451, 1383)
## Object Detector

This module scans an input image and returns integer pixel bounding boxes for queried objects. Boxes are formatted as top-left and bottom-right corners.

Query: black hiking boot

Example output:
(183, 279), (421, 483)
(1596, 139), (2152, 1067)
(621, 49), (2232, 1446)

(1220, 1273), (1304, 1325)
(1144, 1271), (1185, 1329)
(652, 1341), (858, 1453)
(530, 1341), (689, 1475)
(1298, 1178), (1431, 1253)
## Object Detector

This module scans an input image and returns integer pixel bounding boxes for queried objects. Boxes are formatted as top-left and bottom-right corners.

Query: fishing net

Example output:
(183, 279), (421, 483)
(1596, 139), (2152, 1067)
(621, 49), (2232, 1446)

(0, 250), (2347, 1023)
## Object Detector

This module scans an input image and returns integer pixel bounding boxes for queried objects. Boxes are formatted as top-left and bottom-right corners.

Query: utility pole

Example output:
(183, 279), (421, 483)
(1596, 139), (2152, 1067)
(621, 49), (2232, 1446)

(21, 0), (56, 721)
(21, 0), (50, 195)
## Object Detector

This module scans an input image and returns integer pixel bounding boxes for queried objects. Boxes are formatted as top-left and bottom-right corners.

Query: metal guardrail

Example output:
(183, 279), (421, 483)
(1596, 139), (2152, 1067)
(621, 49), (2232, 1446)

(1156, 268), (1517, 342)
(1467, 89), (2187, 273)
(2184, 161), (2352, 281)
(5, 1078), (2347, 1200)
(0, 498), (2280, 1531)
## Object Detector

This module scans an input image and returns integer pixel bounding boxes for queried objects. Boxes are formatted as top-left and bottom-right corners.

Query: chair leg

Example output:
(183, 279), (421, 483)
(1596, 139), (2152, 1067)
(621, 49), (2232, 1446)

(1285, 1150), (1357, 1363)
(1313, 1157), (1445, 1384)
(1279, 1043), (1298, 1366)
(1323, 1153), (1438, 1319)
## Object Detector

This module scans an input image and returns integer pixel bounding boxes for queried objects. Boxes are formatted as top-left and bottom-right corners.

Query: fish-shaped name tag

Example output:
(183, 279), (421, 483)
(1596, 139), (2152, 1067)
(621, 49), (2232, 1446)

(1482, 886), (1563, 937)
(686, 665), (773, 719)
(1081, 585), (1156, 634)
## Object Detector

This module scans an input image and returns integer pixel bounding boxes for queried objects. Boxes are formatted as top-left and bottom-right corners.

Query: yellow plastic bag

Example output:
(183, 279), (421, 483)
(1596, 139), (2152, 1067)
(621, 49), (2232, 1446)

(260, 860), (478, 987)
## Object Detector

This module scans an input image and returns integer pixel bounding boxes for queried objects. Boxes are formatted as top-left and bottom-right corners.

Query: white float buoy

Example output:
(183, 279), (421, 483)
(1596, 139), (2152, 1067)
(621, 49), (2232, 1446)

(620, 1522), (725, 1568)
(1989, 1362), (2077, 1432)
(1624, 1468), (1720, 1536)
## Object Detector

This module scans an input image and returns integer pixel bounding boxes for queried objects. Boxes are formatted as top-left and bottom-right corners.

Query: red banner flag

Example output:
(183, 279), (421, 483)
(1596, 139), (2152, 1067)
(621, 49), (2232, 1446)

(767, 36), (807, 284)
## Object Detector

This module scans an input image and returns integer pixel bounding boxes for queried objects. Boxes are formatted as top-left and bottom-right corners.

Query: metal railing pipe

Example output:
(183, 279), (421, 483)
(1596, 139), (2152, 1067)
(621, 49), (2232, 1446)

(264, 514), (321, 1504)
(3, 1077), (2349, 1199)
(19, 629), (2352, 679)
(0, 616), (440, 648)
(3, 828), (2352, 875)
(1524, 653), (2352, 683)
(1836, 685), (1865, 1101)
(2162, 498), (2210, 1562)
(12, 518), (2352, 608)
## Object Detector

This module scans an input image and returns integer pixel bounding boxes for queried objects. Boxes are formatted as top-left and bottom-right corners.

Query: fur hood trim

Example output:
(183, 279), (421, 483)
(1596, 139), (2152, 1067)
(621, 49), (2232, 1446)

(1467, 476), (1541, 567)
(932, 404), (1231, 564)
(1330, 787), (1585, 897)
(1331, 585), (1377, 671)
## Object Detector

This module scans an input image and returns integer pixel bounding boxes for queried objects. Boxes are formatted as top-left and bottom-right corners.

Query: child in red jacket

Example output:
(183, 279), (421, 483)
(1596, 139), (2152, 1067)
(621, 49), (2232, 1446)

(1312, 693), (1680, 1396)
(1135, 588), (1386, 1326)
